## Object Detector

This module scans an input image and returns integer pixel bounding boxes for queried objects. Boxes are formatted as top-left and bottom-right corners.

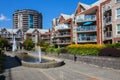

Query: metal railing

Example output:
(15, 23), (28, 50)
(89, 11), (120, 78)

(76, 15), (96, 22)
(78, 36), (97, 42)
(77, 25), (96, 32)
(104, 31), (112, 40)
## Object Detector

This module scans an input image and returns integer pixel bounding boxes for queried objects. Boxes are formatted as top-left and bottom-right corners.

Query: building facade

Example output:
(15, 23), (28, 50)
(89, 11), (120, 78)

(52, 14), (73, 47)
(51, 0), (120, 47)
(13, 9), (42, 32)
(0, 28), (23, 50)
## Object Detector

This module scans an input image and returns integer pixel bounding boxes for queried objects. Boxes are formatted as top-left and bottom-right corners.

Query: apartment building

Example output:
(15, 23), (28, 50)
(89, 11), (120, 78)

(0, 28), (23, 50)
(13, 9), (42, 32)
(52, 14), (73, 47)
(52, 0), (120, 47)
(75, 2), (99, 44)
(25, 28), (50, 44)
(111, 0), (120, 43)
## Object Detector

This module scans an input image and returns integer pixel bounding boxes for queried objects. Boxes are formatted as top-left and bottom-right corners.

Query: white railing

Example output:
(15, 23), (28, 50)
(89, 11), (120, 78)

(78, 36), (97, 42)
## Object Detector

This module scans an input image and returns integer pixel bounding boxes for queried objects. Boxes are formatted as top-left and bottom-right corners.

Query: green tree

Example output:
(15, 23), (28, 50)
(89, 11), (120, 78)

(23, 38), (34, 51)
(0, 37), (10, 49)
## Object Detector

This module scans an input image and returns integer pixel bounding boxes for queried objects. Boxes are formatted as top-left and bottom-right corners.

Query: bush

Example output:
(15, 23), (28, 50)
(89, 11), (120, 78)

(98, 47), (120, 57)
(61, 48), (67, 53)
(67, 44), (105, 56)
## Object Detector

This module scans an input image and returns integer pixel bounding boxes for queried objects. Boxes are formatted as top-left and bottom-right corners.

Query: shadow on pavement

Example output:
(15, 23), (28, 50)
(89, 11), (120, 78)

(1, 55), (21, 80)
(0, 75), (5, 80)
(3, 55), (21, 69)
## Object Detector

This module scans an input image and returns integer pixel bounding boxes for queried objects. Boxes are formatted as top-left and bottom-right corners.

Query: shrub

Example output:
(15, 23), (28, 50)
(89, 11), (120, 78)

(98, 47), (120, 57)
(54, 48), (61, 55)
(67, 44), (105, 56)
(46, 48), (54, 53)
(40, 46), (46, 52)
(61, 48), (67, 53)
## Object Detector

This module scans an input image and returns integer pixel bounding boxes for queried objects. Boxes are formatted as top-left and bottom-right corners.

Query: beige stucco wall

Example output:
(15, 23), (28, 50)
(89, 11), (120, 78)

(112, 0), (120, 43)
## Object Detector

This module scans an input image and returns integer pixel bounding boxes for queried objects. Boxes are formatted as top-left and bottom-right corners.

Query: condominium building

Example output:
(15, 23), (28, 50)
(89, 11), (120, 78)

(0, 28), (23, 50)
(25, 28), (50, 43)
(111, 0), (120, 43)
(52, 14), (73, 47)
(13, 9), (42, 32)
(51, 0), (120, 47)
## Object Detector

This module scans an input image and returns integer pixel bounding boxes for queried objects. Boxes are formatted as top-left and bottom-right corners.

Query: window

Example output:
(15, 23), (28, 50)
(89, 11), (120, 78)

(116, 0), (120, 3)
(117, 24), (120, 34)
(116, 8), (120, 19)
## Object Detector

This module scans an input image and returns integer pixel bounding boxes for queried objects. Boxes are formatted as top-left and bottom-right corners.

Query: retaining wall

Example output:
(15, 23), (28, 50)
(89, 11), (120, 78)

(45, 52), (120, 69)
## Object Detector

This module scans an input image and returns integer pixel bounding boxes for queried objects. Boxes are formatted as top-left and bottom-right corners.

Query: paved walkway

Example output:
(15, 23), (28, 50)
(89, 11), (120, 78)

(0, 53), (120, 80)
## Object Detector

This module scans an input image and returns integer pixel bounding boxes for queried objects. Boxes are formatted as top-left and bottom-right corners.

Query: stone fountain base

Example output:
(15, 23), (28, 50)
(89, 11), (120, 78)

(15, 53), (65, 68)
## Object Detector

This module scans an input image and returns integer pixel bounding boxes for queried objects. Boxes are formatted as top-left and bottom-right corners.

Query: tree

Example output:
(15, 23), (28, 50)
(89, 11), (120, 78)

(0, 37), (10, 49)
(23, 38), (34, 51)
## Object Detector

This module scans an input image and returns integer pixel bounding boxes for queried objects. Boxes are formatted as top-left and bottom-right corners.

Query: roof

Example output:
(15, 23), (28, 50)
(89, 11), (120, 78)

(78, 2), (90, 9)
(26, 28), (35, 33)
(60, 13), (72, 20)
(7, 29), (21, 34)
(26, 28), (49, 34)
(38, 29), (49, 34)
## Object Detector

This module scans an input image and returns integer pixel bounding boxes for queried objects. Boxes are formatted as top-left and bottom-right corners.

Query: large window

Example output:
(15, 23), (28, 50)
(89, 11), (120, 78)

(117, 24), (120, 34)
(116, 8), (120, 19)
(116, 0), (120, 3)
(29, 14), (33, 28)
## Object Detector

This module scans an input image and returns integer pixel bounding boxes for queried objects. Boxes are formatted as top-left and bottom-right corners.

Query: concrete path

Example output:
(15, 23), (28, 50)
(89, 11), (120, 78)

(0, 54), (120, 80)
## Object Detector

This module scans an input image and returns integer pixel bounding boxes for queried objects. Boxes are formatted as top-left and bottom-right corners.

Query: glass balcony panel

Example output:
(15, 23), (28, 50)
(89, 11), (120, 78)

(76, 15), (96, 22)
(77, 25), (96, 31)
(78, 36), (97, 42)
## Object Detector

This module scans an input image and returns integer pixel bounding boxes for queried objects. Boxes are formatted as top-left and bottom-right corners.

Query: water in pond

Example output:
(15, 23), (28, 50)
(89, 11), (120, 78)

(16, 53), (54, 63)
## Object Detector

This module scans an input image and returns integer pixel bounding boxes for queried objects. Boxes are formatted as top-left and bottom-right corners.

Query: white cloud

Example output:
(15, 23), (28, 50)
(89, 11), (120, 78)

(0, 14), (10, 21)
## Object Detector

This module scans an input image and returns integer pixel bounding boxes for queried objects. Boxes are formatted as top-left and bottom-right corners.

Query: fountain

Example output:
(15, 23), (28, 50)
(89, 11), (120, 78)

(36, 46), (41, 63)
(12, 36), (17, 52)
(15, 46), (65, 68)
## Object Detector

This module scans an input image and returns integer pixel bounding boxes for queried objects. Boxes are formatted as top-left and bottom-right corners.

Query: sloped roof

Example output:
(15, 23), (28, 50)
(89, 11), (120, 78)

(78, 2), (91, 9)
(60, 13), (72, 20)
(38, 29), (49, 34)
(26, 29), (36, 33)
(26, 28), (49, 34)
(7, 29), (20, 34)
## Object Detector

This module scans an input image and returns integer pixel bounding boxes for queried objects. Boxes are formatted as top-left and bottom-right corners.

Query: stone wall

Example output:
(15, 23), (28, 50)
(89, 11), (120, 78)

(45, 52), (120, 69)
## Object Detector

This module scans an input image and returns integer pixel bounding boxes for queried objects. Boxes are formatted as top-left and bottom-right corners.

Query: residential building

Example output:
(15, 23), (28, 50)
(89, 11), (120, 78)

(0, 28), (23, 50)
(51, 0), (120, 47)
(111, 0), (120, 43)
(13, 9), (42, 32)
(52, 14), (73, 47)
(25, 28), (50, 44)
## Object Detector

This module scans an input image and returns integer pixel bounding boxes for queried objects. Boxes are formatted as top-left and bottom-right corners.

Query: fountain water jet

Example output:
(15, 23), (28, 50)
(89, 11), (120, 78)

(36, 46), (41, 63)
(12, 36), (17, 52)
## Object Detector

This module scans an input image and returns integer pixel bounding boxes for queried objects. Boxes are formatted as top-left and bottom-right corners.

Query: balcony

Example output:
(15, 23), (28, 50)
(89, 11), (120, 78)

(78, 36), (97, 43)
(55, 32), (70, 38)
(57, 40), (70, 45)
(77, 25), (96, 33)
(55, 24), (70, 31)
(103, 3), (112, 12)
(104, 16), (112, 26)
(76, 15), (96, 23)
(42, 36), (50, 40)
(104, 31), (112, 40)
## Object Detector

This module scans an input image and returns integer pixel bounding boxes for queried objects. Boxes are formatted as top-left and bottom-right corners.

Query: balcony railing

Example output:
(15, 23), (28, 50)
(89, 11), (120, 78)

(42, 37), (50, 39)
(76, 15), (96, 22)
(57, 40), (70, 44)
(55, 24), (70, 30)
(104, 31), (112, 40)
(77, 25), (96, 32)
(104, 16), (112, 25)
(78, 36), (97, 42)
(55, 32), (70, 37)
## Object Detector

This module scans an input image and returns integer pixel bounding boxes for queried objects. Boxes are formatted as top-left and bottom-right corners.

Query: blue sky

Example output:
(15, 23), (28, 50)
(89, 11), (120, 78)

(0, 0), (97, 29)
